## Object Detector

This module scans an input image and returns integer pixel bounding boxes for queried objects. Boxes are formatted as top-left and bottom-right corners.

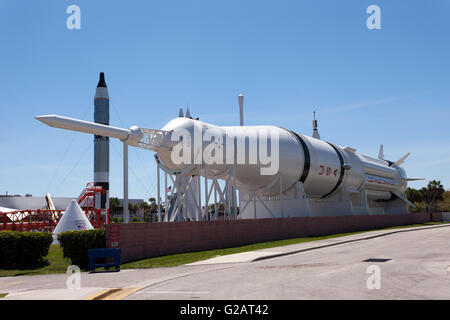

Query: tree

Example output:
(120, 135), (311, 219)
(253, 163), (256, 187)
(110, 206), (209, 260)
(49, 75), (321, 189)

(443, 190), (450, 201)
(438, 190), (450, 212)
(148, 197), (158, 212)
(139, 201), (149, 211)
(109, 197), (121, 216)
(405, 187), (424, 213)
(109, 197), (120, 209)
(419, 180), (445, 213)
(406, 188), (422, 203)
(129, 203), (138, 213)
(139, 201), (155, 222)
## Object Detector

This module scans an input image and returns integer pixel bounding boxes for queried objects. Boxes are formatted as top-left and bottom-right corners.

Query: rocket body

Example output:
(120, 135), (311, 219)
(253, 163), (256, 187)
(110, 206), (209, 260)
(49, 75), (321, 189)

(155, 117), (407, 199)
(94, 73), (109, 208)
(35, 115), (410, 204)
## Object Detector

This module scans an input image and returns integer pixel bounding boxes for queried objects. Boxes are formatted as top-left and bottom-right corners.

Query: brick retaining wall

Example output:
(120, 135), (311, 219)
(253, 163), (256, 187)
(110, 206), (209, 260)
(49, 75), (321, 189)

(106, 212), (439, 263)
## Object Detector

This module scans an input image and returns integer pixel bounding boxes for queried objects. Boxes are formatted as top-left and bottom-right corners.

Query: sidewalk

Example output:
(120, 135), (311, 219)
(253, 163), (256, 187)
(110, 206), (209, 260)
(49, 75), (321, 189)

(186, 223), (450, 265)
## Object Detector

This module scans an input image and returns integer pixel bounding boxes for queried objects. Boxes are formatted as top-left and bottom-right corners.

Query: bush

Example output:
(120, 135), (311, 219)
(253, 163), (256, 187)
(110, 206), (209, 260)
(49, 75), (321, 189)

(111, 216), (123, 223)
(0, 231), (53, 269)
(130, 216), (141, 223)
(58, 229), (106, 269)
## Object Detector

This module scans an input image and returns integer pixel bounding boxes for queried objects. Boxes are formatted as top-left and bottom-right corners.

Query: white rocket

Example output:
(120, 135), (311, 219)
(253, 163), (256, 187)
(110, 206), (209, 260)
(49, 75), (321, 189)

(35, 111), (414, 213)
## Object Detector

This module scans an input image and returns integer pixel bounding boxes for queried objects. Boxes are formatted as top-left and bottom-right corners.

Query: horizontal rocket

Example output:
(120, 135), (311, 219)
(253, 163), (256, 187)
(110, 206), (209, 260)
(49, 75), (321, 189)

(35, 114), (413, 205)
(36, 115), (144, 145)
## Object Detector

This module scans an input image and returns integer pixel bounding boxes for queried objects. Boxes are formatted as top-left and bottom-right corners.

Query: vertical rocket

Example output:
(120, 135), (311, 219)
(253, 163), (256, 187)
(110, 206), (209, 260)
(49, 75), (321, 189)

(312, 111), (320, 140)
(94, 72), (109, 208)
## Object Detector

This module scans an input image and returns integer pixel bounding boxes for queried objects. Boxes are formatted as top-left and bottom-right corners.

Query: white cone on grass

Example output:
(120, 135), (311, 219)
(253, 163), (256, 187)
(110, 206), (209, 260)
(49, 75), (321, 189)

(52, 200), (93, 244)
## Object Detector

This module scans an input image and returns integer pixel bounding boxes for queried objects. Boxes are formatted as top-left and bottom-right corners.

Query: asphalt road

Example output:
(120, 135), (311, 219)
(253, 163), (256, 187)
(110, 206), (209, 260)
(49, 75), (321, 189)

(1, 224), (449, 300)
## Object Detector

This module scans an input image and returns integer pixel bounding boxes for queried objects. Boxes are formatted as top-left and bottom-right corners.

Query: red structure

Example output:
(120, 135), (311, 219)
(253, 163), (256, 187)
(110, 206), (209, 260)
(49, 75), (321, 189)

(0, 183), (110, 232)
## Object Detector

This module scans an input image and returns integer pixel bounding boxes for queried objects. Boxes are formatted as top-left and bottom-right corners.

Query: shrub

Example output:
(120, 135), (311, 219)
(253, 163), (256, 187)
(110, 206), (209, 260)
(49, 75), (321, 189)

(58, 229), (106, 269)
(0, 231), (53, 269)
(130, 216), (142, 223)
(111, 216), (123, 223)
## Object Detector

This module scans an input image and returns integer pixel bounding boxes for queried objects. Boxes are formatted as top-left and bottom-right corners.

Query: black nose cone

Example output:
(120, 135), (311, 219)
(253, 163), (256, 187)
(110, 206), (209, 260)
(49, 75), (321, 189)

(97, 72), (107, 88)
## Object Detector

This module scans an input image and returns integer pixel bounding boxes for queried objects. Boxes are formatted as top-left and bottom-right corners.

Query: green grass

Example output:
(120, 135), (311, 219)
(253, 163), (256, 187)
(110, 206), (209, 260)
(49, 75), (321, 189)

(0, 245), (71, 277)
(0, 221), (447, 277)
(120, 235), (348, 269)
(0, 293), (8, 298)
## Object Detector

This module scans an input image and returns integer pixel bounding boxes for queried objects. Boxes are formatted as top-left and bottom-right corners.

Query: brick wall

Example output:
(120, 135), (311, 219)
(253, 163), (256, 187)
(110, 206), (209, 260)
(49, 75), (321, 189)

(431, 212), (442, 222)
(106, 212), (434, 263)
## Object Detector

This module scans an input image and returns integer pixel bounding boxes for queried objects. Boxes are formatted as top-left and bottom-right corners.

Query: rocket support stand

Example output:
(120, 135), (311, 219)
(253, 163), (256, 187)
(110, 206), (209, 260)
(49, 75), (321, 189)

(123, 142), (129, 223)
(155, 159), (238, 222)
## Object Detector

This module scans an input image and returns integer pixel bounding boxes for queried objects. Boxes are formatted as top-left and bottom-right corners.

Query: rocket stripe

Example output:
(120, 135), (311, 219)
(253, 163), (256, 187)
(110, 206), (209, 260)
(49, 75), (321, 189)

(321, 142), (345, 198)
(290, 131), (311, 184)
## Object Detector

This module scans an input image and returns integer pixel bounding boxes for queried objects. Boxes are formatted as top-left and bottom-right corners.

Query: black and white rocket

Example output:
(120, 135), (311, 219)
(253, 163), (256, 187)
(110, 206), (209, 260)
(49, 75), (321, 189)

(312, 111), (320, 140)
(94, 72), (109, 209)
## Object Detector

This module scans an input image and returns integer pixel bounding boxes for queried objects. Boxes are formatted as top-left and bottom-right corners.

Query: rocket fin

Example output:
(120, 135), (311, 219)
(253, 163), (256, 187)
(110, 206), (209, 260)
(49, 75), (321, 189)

(391, 190), (416, 208)
(378, 144), (384, 160)
(344, 146), (357, 153)
(392, 152), (411, 167)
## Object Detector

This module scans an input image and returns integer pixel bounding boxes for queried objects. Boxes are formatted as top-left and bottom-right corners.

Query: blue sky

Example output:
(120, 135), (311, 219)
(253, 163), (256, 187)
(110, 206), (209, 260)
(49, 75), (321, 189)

(0, 0), (449, 200)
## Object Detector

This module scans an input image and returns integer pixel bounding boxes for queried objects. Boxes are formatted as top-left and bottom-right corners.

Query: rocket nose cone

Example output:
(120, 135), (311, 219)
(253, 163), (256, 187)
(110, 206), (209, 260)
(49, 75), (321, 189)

(35, 115), (56, 126)
(97, 72), (107, 88)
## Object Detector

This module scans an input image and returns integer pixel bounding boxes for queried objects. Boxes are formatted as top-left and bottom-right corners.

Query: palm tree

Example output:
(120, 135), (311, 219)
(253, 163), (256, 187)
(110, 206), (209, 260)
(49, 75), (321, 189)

(109, 197), (120, 209)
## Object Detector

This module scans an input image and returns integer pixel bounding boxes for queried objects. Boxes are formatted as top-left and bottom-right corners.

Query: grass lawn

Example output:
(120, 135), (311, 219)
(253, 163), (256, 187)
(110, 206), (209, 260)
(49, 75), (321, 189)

(0, 221), (447, 277)
(0, 245), (72, 277)
(0, 293), (8, 298)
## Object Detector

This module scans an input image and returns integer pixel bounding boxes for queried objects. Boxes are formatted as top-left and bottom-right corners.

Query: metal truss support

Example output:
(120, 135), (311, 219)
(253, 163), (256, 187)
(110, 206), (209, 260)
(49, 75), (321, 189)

(237, 172), (286, 220)
(156, 162), (238, 222)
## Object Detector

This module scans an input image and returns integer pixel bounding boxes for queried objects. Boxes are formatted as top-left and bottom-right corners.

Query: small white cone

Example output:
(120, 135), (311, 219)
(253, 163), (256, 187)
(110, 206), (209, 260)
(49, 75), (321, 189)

(52, 200), (94, 244)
